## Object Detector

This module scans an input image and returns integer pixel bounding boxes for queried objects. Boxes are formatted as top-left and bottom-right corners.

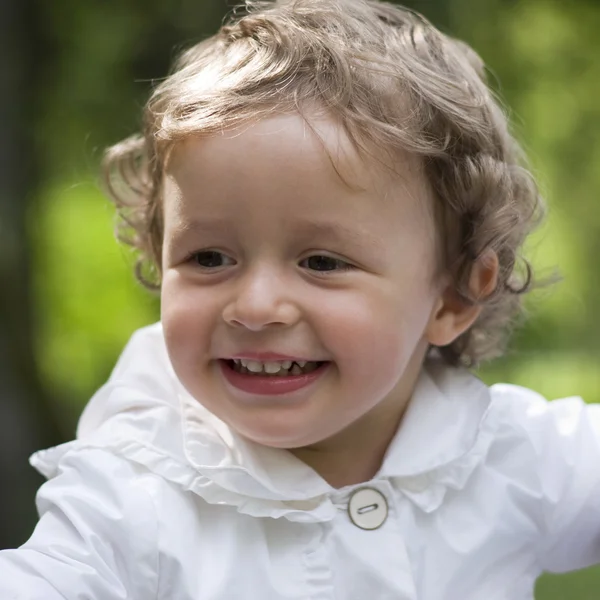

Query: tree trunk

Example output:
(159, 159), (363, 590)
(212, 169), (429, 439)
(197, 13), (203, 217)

(0, 0), (64, 549)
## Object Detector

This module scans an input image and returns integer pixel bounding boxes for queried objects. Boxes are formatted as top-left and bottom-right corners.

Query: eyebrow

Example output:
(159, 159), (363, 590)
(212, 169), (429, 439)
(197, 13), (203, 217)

(167, 218), (230, 242)
(170, 218), (231, 236)
(167, 218), (384, 253)
(291, 221), (384, 252)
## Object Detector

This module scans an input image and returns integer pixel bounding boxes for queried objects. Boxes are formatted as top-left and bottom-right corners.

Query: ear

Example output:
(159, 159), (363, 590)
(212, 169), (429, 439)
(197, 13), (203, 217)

(426, 250), (499, 347)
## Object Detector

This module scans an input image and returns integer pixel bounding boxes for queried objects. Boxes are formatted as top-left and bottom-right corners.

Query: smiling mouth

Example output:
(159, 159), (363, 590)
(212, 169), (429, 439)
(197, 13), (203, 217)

(222, 359), (327, 377)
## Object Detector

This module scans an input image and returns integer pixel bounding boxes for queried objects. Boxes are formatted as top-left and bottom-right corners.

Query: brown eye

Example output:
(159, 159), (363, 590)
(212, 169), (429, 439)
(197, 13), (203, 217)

(300, 255), (352, 272)
(191, 251), (234, 268)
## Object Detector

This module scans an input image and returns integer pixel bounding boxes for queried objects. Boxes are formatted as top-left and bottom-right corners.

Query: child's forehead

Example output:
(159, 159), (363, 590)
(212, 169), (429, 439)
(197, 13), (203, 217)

(165, 111), (429, 204)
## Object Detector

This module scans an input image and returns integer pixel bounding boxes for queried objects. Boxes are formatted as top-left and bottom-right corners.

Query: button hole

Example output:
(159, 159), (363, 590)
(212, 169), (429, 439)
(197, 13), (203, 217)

(357, 503), (378, 514)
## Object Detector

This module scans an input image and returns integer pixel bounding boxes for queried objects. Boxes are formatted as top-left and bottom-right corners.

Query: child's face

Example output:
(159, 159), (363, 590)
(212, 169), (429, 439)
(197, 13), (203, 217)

(160, 113), (445, 450)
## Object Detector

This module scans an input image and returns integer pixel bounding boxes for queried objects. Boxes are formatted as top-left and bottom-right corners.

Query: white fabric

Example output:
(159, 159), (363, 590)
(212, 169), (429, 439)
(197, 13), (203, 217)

(1, 322), (600, 599)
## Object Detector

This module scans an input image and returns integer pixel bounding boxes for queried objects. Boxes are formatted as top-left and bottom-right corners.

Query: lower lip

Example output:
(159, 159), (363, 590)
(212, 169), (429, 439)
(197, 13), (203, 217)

(218, 360), (329, 396)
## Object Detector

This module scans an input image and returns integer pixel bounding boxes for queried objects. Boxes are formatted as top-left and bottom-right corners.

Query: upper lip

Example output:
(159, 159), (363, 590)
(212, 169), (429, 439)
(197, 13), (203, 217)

(223, 352), (323, 362)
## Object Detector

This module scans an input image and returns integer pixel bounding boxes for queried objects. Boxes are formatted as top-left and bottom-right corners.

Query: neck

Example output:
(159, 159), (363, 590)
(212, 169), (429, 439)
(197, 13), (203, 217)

(291, 419), (401, 488)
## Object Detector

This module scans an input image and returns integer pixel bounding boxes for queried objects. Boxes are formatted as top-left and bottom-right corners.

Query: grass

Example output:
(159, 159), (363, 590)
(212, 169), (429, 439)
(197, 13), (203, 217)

(536, 566), (600, 599)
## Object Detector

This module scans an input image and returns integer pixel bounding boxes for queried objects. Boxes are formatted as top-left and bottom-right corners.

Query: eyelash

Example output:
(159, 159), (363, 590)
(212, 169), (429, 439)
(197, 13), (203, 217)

(186, 250), (235, 269)
(299, 255), (354, 273)
(185, 250), (355, 273)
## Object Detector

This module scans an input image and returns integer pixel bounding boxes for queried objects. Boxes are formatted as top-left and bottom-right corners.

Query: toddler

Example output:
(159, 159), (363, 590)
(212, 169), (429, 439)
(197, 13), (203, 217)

(2, 0), (599, 598)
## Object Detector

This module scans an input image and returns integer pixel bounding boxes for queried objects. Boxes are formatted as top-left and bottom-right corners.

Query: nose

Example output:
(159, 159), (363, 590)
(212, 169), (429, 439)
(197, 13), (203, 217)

(221, 267), (301, 331)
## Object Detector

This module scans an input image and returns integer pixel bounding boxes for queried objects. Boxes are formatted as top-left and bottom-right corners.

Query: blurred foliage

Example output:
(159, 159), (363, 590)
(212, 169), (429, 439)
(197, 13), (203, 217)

(23, 0), (600, 596)
(32, 182), (158, 426)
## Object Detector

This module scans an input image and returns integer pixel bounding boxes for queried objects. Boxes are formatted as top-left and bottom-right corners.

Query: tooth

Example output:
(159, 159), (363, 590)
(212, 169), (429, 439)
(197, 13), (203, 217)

(264, 361), (282, 374)
(246, 360), (263, 373)
(290, 364), (302, 375)
(246, 360), (264, 373)
(240, 359), (249, 368)
(233, 359), (241, 365)
(297, 361), (307, 368)
(281, 360), (292, 369)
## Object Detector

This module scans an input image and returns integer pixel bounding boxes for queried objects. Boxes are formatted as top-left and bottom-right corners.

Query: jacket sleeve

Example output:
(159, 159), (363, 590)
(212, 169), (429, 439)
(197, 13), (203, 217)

(0, 447), (159, 599)
(533, 396), (600, 572)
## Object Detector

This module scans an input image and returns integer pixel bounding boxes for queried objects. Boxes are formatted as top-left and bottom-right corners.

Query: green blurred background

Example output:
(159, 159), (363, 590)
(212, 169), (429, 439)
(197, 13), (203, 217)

(1, 0), (598, 597)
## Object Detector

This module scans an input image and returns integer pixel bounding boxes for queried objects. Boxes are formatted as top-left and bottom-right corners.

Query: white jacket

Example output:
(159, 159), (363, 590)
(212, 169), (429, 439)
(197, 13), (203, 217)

(1, 323), (600, 599)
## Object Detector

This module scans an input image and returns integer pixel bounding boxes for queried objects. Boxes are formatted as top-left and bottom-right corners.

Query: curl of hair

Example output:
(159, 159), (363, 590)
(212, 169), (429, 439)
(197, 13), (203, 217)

(103, 0), (548, 367)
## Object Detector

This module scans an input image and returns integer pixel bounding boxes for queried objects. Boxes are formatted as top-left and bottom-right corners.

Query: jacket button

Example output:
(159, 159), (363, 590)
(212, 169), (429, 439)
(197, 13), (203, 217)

(348, 487), (388, 530)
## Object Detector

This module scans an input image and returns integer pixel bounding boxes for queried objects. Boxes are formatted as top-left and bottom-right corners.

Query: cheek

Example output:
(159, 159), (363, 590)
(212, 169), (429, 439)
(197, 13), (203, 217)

(319, 284), (434, 383)
(160, 276), (219, 361)
(161, 273), (215, 320)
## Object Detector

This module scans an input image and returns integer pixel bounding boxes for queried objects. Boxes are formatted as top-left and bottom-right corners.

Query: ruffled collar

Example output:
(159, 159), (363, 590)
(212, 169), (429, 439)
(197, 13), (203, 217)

(31, 322), (499, 521)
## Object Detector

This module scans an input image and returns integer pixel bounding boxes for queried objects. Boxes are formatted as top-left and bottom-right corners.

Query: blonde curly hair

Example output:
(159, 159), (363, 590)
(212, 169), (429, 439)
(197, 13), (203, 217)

(103, 0), (545, 368)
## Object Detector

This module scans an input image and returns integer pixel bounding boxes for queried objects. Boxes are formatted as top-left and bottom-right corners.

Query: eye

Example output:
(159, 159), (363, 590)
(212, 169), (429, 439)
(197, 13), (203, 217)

(300, 255), (353, 273)
(188, 250), (235, 269)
